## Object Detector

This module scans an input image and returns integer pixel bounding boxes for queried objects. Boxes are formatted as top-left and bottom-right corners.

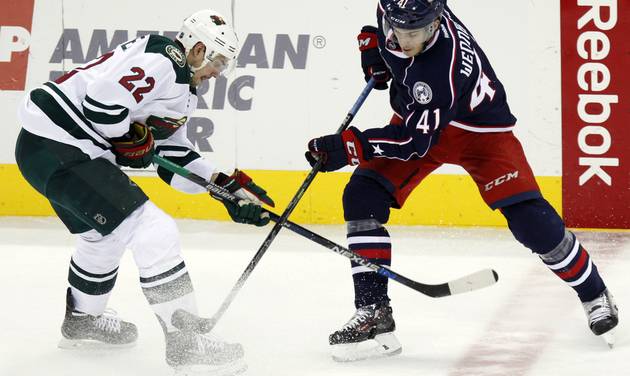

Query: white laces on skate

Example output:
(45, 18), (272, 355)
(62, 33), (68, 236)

(583, 293), (614, 325)
(341, 306), (375, 330)
(194, 334), (228, 354)
(94, 309), (122, 333)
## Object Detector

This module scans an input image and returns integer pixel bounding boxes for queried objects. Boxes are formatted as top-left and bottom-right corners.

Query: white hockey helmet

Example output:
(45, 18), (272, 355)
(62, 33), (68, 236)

(177, 9), (239, 75)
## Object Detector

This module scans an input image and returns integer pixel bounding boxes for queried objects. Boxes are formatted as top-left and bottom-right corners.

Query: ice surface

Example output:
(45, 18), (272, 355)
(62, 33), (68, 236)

(1, 217), (628, 376)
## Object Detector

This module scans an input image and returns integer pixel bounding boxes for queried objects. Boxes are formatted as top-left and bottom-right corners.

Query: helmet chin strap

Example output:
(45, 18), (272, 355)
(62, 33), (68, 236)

(412, 20), (440, 55)
(189, 62), (206, 72)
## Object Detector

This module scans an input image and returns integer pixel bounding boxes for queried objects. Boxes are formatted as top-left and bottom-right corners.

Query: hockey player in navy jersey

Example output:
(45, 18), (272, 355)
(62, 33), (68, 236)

(14, 9), (272, 374)
(306, 0), (618, 361)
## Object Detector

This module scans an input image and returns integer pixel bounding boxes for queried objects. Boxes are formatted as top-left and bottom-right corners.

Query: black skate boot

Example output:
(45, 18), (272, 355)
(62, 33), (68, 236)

(329, 303), (401, 362)
(59, 288), (137, 349)
(583, 289), (618, 348)
(166, 310), (246, 376)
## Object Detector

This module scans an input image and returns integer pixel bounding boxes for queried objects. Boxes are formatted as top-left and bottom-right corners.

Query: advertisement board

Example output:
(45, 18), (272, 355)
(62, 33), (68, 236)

(560, 0), (629, 228)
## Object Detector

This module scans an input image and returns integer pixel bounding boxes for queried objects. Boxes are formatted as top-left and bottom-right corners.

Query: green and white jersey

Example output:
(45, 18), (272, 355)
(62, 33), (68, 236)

(18, 34), (214, 193)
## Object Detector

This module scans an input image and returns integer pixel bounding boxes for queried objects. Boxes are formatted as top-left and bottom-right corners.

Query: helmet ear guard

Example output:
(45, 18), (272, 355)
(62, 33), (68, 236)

(177, 9), (239, 75)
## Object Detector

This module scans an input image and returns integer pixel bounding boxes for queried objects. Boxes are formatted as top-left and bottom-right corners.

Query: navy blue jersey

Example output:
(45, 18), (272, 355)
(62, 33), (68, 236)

(361, 2), (517, 161)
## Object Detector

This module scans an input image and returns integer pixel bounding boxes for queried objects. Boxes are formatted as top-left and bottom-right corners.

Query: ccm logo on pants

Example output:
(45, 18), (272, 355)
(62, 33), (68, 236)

(485, 171), (519, 192)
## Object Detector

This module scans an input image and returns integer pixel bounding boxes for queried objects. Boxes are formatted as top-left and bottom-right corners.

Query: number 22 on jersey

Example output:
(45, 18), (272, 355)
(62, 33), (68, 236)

(118, 67), (155, 103)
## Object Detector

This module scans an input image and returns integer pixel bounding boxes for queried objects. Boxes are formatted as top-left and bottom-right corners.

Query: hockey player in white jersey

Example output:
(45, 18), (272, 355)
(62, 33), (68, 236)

(14, 9), (267, 375)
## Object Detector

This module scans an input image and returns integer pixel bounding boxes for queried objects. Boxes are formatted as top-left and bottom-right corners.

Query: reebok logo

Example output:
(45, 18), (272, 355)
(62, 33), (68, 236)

(560, 0), (628, 228)
(0, 0), (35, 90)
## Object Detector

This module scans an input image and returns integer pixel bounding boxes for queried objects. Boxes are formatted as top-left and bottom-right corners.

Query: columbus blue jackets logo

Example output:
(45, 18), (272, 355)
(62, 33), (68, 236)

(413, 81), (433, 104)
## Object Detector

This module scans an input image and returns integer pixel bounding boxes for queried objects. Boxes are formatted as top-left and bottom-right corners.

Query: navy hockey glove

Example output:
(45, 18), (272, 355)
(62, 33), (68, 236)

(214, 170), (274, 226)
(358, 26), (390, 90)
(305, 127), (373, 172)
(111, 122), (155, 169)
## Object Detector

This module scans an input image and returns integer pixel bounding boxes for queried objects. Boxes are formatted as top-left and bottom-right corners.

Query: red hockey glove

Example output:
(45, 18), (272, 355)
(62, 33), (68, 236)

(111, 122), (155, 169)
(358, 26), (390, 90)
(305, 127), (372, 172)
(215, 170), (275, 207)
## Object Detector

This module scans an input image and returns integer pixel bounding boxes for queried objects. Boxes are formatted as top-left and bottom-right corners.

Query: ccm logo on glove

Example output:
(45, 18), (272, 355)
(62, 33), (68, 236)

(305, 127), (372, 172)
(345, 140), (360, 166)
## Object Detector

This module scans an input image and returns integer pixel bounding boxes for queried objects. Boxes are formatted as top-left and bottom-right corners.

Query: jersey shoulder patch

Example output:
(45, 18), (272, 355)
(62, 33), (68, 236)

(145, 35), (191, 85)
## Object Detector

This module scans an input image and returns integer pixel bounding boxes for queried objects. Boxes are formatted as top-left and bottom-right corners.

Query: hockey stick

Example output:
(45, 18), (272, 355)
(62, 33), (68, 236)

(200, 79), (376, 329)
(152, 155), (499, 300)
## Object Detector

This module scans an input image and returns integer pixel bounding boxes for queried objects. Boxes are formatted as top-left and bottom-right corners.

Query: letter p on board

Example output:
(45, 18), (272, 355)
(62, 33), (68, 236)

(0, 0), (35, 90)
(0, 26), (31, 62)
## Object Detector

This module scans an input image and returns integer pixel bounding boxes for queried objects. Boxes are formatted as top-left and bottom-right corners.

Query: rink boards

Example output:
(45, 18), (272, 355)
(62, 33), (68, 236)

(0, 163), (561, 226)
(0, 0), (627, 228)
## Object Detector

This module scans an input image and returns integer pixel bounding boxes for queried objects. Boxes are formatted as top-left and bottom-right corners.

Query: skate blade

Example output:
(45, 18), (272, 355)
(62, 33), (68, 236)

(331, 332), (402, 362)
(58, 337), (136, 350)
(600, 330), (616, 349)
(173, 359), (247, 376)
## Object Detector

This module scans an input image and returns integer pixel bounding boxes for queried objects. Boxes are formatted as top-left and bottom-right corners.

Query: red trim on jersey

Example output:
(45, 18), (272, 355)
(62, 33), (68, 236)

(390, 113), (404, 125)
(55, 51), (115, 84)
(443, 14), (458, 109)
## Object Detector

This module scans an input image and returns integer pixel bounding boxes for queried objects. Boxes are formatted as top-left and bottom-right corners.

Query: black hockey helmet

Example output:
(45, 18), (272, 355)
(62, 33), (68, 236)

(383, 0), (446, 30)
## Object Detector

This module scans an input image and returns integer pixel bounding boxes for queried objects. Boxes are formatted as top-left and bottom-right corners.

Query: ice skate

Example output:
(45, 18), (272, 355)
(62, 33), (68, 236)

(59, 288), (137, 349)
(329, 303), (401, 362)
(583, 289), (618, 348)
(166, 310), (246, 376)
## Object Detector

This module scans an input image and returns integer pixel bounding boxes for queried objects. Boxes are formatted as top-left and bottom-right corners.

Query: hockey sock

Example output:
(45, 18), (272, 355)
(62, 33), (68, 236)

(539, 230), (606, 302)
(342, 175), (395, 308)
(502, 199), (606, 302)
(68, 257), (119, 315)
(140, 259), (198, 333)
(67, 228), (127, 315)
(105, 202), (199, 333)
(347, 219), (391, 308)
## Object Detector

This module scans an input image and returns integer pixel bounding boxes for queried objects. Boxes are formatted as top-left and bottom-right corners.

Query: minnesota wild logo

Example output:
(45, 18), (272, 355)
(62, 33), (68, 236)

(166, 45), (186, 68)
